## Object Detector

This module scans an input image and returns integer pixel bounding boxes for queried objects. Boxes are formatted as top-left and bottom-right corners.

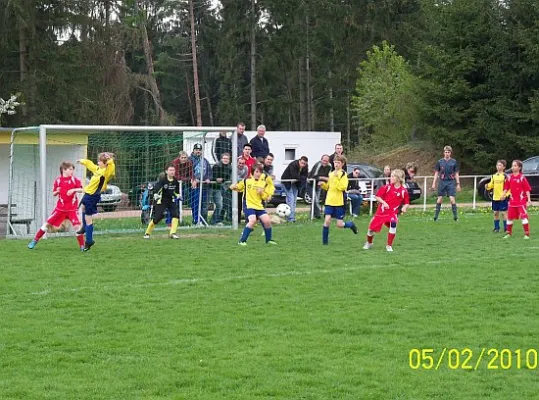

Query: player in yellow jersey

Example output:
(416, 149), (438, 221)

(486, 159), (509, 233)
(230, 164), (277, 246)
(76, 152), (116, 251)
(319, 155), (358, 245)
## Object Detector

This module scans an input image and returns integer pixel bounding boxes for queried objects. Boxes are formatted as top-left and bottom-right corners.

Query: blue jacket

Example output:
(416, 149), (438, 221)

(189, 153), (212, 181)
(250, 135), (270, 159)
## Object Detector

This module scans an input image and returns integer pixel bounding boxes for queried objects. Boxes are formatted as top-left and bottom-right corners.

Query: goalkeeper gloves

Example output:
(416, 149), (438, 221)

(153, 194), (162, 201)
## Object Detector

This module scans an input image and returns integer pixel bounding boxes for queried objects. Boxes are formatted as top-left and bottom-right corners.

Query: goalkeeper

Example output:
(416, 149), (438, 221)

(144, 164), (182, 239)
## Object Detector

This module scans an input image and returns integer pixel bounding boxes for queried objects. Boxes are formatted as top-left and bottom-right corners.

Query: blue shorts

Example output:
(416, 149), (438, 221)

(492, 199), (508, 212)
(244, 208), (267, 219)
(438, 180), (456, 197)
(80, 192), (101, 216)
(324, 205), (345, 220)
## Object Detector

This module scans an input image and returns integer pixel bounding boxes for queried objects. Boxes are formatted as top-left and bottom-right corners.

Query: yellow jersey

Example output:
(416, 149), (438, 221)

(235, 173), (275, 210)
(486, 172), (508, 201)
(80, 159), (116, 195)
(321, 169), (348, 206)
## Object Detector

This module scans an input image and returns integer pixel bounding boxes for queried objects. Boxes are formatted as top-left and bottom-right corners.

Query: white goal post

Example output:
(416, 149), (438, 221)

(5, 124), (239, 237)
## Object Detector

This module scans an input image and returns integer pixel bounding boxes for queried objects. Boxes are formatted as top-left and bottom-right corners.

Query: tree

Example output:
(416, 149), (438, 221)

(352, 41), (421, 148)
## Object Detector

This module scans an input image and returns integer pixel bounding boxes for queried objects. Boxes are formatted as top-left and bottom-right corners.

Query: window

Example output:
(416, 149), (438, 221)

(523, 157), (539, 173)
(284, 148), (296, 161)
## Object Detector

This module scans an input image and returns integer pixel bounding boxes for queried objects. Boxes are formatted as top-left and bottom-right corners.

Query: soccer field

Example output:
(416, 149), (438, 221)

(1, 211), (539, 399)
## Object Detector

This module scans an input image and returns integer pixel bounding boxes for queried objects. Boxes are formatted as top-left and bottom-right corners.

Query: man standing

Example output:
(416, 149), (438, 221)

(281, 156), (309, 222)
(235, 122), (248, 157)
(238, 143), (256, 176)
(329, 143), (347, 172)
(308, 154), (332, 218)
(347, 167), (364, 217)
(250, 124), (270, 159)
(432, 145), (461, 221)
(214, 131), (232, 162)
(210, 153), (232, 225)
(263, 153), (275, 179)
(189, 143), (212, 225)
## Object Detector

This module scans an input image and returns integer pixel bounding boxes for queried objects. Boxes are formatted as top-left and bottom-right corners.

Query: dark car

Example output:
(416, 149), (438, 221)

(268, 182), (309, 206)
(477, 156), (539, 200)
(347, 163), (422, 202)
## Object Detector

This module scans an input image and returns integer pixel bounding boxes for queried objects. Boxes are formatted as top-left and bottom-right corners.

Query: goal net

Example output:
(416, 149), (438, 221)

(5, 125), (238, 238)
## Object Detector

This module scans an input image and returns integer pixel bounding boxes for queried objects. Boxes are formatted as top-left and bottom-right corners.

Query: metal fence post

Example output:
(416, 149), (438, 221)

(310, 179), (316, 220)
(473, 176), (477, 210)
(369, 178), (375, 216)
(423, 176), (428, 211)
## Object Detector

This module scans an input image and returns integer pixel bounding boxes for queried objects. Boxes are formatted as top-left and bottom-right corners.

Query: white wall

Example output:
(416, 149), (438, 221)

(183, 131), (341, 180)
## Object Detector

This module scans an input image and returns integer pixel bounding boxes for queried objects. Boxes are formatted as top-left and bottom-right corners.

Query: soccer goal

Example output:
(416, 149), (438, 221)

(4, 125), (239, 238)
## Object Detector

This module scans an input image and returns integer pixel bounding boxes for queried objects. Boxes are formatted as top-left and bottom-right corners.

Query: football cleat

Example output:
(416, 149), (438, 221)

(80, 246), (85, 252)
(524, 235), (530, 240)
(76, 227), (85, 235)
(169, 234), (179, 239)
(493, 229), (500, 233)
(350, 222), (358, 234)
(362, 242), (372, 250)
(143, 234), (150, 239)
(266, 240), (277, 245)
(27, 240), (37, 249)
(83, 240), (95, 251)
(386, 245), (394, 252)
(238, 241), (247, 246)
(503, 233), (512, 239)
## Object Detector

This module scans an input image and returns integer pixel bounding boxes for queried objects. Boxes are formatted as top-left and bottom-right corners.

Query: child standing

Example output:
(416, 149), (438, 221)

(28, 162), (84, 250)
(503, 160), (532, 239)
(144, 164), (182, 239)
(363, 169), (410, 252)
(319, 155), (358, 245)
(230, 164), (276, 246)
(77, 152), (116, 251)
(486, 160), (509, 233)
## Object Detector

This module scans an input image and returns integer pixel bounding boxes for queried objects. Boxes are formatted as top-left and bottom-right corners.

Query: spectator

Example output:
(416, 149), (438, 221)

(236, 158), (249, 222)
(250, 124), (270, 159)
(210, 153), (232, 225)
(329, 143), (347, 172)
(215, 131), (232, 162)
(383, 165), (391, 185)
(308, 154), (332, 219)
(235, 122), (248, 156)
(347, 167), (364, 217)
(189, 143), (212, 225)
(404, 162), (418, 182)
(171, 150), (196, 205)
(281, 156), (309, 222)
(238, 143), (256, 176)
(263, 153), (275, 179)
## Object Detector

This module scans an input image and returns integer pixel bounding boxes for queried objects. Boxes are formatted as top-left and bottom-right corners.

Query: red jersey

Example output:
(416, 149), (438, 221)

(53, 176), (82, 212)
(239, 156), (256, 176)
(375, 183), (409, 216)
(504, 173), (531, 207)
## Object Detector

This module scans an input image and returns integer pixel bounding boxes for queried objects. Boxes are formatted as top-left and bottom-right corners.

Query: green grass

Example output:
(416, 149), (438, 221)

(1, 212), (539, 399)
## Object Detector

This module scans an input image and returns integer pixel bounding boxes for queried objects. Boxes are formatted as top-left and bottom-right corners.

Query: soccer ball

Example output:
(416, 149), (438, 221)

(276, 203), (291, 218)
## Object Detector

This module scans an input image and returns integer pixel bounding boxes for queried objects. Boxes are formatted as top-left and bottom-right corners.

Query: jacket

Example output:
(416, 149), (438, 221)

(172, 158), (194, 182)
(281, 160), (308, 190)
(189, 153), (212, 182)
(308, 161), (332, 183)
(215, 136), (232, 161)
(211, 162), (232, 189)
(236, 133), (249, 156)
(249, 135), (270, 159)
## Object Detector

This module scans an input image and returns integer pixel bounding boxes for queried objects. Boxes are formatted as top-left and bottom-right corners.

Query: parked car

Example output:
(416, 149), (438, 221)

(477, 156), (539, 200)
(268, 182), (310, 206)
(347, 163), (422, 202)
(86, 179), (123, 212)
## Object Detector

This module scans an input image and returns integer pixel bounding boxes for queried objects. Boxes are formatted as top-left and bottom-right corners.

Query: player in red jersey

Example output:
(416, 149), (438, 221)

(28, 162), (84, 250)
(363, 169), (410, 252)
(502, 160), (532, 239)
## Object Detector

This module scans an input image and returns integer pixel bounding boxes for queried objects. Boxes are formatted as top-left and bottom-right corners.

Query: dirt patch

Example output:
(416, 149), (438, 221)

(347, 142), (441, 174)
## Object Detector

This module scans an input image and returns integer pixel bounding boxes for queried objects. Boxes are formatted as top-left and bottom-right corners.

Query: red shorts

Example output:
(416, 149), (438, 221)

(507, 205), (528, 221)
(47, 209), (81, 227)
(368, 214), (398, 233)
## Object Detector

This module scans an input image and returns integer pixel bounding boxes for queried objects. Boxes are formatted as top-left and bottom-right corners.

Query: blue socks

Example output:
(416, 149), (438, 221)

(240, 227), (253, 243)
(344, 221), (353, 229)
(264, 227), (272, 243)
(494, 219), (500, 231)
(85, 224), (94, 243)
(322, 226), (329, 245)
